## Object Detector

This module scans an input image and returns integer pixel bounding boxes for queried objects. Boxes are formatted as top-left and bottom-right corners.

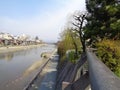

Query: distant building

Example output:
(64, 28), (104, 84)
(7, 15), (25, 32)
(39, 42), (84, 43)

(17, 34), (30, 45)
(0, 32), (14, 45)
(0, 33), (43, 46)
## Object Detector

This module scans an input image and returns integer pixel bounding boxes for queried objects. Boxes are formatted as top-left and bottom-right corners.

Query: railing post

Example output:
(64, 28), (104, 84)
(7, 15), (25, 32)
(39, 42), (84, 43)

(62, 82), (71, 90)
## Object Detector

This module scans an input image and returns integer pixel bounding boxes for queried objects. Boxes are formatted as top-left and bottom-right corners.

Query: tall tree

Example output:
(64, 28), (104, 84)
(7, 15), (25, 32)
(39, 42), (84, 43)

(58, 29), (75, 58)
(58, 28), (81, 59)
(35, 36), (39, 40)
(85, 0), (120, 45)
(85, 0), (120, 76)
(70, 12), (88, 52)
(69, 28), (80, 58)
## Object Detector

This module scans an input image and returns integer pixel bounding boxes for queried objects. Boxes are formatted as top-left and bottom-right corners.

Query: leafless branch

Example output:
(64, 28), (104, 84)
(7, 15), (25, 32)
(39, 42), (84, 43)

(72, 29), (79, 33)
(73, 15), (82, 23)
(72, 23), (79, 28)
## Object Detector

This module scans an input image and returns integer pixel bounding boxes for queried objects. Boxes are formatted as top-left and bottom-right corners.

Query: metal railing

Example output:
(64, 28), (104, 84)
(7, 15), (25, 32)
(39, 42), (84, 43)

(86, 50), (120, 90)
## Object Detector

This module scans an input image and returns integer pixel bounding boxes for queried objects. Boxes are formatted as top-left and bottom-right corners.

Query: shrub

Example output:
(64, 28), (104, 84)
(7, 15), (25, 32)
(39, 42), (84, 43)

(96, 39), (120, 77)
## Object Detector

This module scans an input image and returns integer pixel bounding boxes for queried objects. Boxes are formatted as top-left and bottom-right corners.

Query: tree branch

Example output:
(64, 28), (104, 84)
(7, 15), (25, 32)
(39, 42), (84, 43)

(73, 15), (82, 23)
(72, 28), (79, 33)
(72, 23), (79, 28)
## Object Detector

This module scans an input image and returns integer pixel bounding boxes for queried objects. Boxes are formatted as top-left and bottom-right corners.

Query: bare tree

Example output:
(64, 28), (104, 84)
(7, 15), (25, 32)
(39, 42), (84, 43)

(71, 11), (88, 52)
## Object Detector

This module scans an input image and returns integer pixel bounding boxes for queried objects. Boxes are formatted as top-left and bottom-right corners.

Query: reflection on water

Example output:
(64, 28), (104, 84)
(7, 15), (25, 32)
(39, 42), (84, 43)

(0, 47), (45, 61)
(0, 44), (56, 90)
(0, 53), (14, 61)
(0, 49), (33, 61)
(4, 53), (14, 61)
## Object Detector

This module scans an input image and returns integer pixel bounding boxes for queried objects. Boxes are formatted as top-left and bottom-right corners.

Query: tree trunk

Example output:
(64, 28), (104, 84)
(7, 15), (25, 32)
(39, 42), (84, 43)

(74, 42), (78, 58)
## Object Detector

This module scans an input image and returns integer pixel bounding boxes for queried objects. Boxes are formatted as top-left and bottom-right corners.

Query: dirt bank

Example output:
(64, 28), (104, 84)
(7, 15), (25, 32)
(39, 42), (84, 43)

(0, 44), (46, 54)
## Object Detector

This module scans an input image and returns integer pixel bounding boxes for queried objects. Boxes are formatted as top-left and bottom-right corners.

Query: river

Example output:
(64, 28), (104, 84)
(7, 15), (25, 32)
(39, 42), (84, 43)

(0, 44), (56, 90)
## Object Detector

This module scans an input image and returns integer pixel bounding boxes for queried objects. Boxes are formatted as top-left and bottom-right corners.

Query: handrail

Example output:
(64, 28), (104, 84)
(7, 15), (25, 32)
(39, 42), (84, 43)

(86, 50), (120, 90)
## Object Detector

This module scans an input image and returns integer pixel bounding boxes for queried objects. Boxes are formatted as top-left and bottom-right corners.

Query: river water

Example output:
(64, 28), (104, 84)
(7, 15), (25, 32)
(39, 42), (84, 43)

(0, 44), (56, 90)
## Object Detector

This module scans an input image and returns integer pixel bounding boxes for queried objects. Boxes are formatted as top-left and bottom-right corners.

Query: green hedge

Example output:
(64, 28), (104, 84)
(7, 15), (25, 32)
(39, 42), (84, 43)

(96, 39), (120, 77)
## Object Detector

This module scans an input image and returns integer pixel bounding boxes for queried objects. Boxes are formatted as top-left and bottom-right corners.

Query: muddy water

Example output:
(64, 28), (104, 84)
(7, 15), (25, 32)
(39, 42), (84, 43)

(0, 44), (56, 90)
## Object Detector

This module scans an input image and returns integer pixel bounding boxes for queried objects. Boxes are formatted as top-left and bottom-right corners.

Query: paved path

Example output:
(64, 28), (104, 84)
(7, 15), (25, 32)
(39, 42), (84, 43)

(38, 54), (59, 90)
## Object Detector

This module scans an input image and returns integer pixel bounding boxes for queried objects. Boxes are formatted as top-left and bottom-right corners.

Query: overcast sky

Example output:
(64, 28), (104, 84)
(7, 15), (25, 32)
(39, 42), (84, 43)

(0, 0), (86, 42)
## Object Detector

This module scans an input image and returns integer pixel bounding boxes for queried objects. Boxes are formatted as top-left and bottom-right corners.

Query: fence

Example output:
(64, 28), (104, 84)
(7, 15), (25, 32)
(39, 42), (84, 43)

(57, 49), (120, 90)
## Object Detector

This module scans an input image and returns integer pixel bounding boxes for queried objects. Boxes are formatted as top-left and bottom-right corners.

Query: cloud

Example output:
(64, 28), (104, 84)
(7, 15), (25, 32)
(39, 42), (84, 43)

(0, 0), (85, 42)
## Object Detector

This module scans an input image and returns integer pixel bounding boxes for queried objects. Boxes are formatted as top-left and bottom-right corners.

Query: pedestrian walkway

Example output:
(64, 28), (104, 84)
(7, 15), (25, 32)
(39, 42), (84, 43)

(38, 54), (59, 90)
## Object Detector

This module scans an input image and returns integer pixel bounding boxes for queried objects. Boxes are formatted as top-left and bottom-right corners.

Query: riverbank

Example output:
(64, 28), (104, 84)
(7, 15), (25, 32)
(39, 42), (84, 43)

(0, 44), (46, 54)
(26, 49), (58, 90)
(0, 44), (56, 90)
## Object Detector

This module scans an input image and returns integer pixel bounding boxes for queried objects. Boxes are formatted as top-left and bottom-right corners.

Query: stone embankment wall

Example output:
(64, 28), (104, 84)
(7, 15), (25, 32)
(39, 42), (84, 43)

(56, 53), (91, 90)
